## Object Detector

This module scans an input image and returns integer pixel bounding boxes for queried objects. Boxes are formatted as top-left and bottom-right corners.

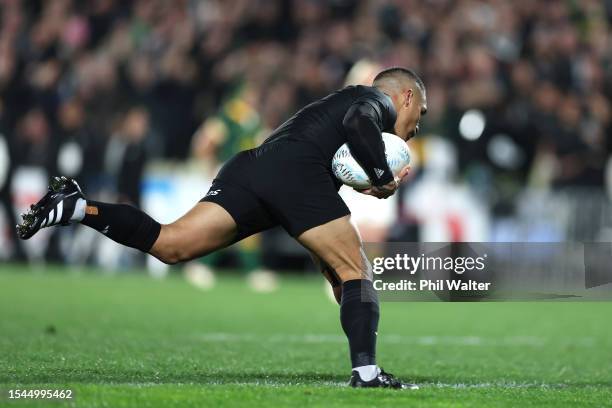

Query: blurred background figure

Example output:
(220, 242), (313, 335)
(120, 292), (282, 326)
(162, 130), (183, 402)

(183, 82), (279, 292)
(1, 0), (611, 274)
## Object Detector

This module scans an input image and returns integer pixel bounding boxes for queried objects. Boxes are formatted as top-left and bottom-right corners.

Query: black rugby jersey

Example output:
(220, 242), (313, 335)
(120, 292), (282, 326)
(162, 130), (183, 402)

(261, 85), (397, 186)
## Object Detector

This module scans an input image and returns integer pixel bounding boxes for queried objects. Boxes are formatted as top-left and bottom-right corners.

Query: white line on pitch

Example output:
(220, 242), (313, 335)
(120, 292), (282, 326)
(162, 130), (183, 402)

(116, 381), (575, 389)
(194, 333), (595, 347)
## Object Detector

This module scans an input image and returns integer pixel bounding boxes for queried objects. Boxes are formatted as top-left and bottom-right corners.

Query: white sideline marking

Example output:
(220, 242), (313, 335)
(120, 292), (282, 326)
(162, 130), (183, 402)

(195, 332), (595, 347)
(425, 381), (571, 389)
(120, 381), (572, 389)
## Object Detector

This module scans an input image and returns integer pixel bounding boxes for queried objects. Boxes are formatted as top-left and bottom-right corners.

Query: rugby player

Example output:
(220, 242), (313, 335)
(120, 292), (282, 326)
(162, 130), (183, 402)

(17, 67), (427, 389)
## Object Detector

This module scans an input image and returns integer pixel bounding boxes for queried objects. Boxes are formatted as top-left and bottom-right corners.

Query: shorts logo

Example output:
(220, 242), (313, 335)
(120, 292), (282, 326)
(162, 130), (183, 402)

(206, 189), (221, 197)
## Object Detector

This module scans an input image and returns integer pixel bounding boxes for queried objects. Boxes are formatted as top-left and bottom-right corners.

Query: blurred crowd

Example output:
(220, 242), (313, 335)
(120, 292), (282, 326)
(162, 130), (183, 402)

(1, 0), (612, 263)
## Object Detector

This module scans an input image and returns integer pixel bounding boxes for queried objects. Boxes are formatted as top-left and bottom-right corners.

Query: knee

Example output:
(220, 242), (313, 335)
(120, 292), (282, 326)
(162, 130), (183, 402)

(155, 246), (189, 265)
(157, 253), (181, 265)
(151, 225), (197, 264)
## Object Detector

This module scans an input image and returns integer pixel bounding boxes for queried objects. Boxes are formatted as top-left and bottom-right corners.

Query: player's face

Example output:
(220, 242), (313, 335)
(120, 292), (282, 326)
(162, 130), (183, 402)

(395, 88), (427, 141)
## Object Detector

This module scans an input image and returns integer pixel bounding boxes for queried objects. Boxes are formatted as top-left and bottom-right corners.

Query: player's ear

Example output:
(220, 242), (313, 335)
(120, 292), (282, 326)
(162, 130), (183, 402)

(404, 89), (413, 107)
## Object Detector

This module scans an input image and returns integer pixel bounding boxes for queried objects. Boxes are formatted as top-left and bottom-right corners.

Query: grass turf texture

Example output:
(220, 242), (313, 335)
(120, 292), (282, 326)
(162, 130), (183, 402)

(1, 266), (611, 407)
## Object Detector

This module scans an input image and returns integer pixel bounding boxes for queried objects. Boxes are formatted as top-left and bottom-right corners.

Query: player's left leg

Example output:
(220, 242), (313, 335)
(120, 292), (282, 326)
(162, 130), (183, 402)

(148, 201), (238, 264)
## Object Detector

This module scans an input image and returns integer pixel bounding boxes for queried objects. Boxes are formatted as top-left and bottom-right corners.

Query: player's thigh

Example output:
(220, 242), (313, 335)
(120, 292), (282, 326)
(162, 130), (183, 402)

(151, 201), (238, 263)
(298, 215), (372, 283)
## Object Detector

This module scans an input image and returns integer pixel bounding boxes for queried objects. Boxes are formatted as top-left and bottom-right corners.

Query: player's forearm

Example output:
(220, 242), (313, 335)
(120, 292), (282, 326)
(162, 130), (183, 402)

(342, 108), (394, 186)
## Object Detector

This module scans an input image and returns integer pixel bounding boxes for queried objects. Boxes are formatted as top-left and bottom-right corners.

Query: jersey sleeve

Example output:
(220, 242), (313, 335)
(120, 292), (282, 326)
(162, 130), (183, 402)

(342, 93), (396, 187)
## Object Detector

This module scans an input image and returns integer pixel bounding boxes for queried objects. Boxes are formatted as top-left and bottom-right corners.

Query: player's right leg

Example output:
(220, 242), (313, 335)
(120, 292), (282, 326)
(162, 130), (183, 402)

(309, 251), (342, 304)
(298, 215), (418, 390)
(16, 176), (238, 264)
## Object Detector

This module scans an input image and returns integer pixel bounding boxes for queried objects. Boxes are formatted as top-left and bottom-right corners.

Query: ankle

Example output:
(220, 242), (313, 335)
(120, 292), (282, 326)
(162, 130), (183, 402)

(70, 198), (87, 222)
(353, 365), (379, 381)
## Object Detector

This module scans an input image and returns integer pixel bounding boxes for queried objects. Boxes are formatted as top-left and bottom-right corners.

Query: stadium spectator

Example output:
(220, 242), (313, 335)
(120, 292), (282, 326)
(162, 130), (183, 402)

(1, 0), (611, 261)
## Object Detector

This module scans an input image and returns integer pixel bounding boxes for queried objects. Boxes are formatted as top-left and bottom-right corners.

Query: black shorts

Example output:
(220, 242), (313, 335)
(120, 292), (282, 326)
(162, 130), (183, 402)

(201, 142), (350, 242)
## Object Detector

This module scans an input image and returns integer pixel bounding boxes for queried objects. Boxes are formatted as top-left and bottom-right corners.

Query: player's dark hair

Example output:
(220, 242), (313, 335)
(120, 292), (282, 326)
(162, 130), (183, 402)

(373, 67), (425, 93)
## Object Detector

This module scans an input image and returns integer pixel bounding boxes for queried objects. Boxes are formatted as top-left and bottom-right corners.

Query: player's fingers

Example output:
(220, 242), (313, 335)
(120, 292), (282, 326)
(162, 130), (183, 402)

(364, 188), (384, 198)
(399, 165), (412, 182)
(374, 188), (392, 199)
(354, 188), (373, 195)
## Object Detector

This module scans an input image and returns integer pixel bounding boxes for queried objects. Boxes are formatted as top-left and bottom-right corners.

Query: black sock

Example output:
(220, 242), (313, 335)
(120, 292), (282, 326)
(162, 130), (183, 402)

(81, 201), (161, 253)
(340, 279), (379, 368)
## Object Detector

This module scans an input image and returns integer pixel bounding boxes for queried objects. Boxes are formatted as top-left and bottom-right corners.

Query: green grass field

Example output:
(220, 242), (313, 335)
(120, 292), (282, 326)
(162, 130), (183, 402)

(1, 265), (611, 407)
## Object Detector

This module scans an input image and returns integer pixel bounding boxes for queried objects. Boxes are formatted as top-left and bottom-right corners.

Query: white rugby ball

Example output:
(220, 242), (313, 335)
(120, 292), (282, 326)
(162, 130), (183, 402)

(332, 132), (411, 189)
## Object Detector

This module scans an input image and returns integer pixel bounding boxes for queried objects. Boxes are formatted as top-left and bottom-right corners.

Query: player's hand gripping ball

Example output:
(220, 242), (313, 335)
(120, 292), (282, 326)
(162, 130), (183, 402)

(332, 132), (411, 190)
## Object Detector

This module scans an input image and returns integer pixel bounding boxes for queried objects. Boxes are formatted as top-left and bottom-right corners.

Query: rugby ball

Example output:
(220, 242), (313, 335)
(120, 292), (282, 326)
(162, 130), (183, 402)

(332, 132), (411, 189)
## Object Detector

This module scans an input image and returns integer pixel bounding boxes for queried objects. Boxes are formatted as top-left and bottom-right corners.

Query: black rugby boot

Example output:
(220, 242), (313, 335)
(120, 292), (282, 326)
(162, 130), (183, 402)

(349, 368), (419, 390)
(16, 176), (84, 240)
